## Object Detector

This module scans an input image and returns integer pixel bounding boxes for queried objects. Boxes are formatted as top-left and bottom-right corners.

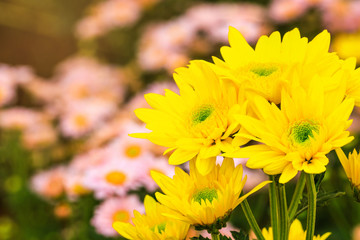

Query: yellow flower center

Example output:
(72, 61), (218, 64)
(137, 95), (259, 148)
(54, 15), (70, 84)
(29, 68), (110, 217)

(192, 187), (218, 204)
(105, 171), (127, 185)
(288, 120), (319, 146)
(74, 115), (88, 127)
(191, 104), (214, 125)
(112, 210), (130, 222)
(125, 145), (141, 158)
(72, 183), (90, 195)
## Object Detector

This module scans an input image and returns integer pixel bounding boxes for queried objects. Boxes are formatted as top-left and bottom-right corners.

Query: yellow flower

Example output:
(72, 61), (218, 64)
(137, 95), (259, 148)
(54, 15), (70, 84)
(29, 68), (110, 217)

(132, 60), (249, 175)
(261, 219), (331, 240)
(151, 158), (270, 232)
(341, 57), (360, 106)
(226, 76), (354, 183)
(214, 27), (342, 104)
(113, 195), (190, 240)
(335, 147), (360, 188)
(332, 32), (360, 64)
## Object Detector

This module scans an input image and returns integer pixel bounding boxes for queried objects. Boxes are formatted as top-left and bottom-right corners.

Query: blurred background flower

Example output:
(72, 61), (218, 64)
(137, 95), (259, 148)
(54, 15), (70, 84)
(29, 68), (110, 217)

(0, 0), (360, 240)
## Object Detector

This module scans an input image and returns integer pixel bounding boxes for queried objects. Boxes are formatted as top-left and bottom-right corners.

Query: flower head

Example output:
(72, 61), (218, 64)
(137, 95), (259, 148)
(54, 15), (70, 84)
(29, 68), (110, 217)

(336, 147), (360, 201)
(92, 196), (144, 237)
(336, 147), (360, 187)
(83, 160), (144, 199)
(215, 27), (342, 104)
(227, 76), (354, 183)
(151, 158), (270, 233)
(133, 60), (248, 175)
(113, 195), (190, 240)
(261, 219), (331, 240)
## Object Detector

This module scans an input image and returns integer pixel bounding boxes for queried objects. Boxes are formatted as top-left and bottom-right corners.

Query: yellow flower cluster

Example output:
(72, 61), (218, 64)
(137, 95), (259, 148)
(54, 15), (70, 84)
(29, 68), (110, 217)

(134, 27), (357, 183)
(114, 26), (360, 239)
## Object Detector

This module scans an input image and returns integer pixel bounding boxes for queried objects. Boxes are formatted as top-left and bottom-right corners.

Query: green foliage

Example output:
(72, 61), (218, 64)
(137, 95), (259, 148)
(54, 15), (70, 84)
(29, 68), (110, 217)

(230, 230), (250, 240)
(190, 230), (250, 240)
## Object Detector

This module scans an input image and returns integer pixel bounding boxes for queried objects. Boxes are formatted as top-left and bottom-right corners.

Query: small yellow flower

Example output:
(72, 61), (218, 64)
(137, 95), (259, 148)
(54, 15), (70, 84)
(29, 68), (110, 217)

(341, 57), (360, 107)
(132, 60), (249, 175)
(113, 195), (190, 240)
(226, 76), (354, 183)
(332, 32), (360, 64)
(261, 219), (331, 240)
(151, 158), (270, 233)
(214, 27), (342, 104)
(336, 148), (360, 189)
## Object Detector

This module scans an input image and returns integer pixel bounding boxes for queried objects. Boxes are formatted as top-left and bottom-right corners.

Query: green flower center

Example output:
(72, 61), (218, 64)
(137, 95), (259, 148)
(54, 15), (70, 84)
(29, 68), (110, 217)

(288, 120), (319, 145)
(152, 222), (166, 233)
(191, 105), (214, 125)
(251, 66), (278, 77)
(192, 188), (218, 204)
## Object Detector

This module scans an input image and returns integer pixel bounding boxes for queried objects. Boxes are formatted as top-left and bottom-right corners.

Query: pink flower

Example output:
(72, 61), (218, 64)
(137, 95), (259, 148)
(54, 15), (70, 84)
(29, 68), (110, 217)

(269, 0), (309, 23)
(31, 166), (66, 199)
(83, 160), (145, 199)
(0, 108), (51, 130)
(91, 196), (144, 237)
(59, 99), (117, 138)
(140, 156), (175, 192)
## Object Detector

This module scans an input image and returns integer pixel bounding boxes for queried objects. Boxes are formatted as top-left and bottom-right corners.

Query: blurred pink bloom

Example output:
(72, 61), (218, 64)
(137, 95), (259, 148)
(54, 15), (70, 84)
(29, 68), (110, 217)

(59, 99), (117, 138)
(137, 3), (270, 73)
(69, 148), (108, 173)
(125, 80), (179, 123)
(75, 16), (103, 39)
(75, 0), (141, 39)
(0, 80), (16, 107)
(31, 166), (66, 199)
(320, 0), (360, 32)
(83, 160), (145, 199)
(269, 0), (310, 23)
(84, 112), (134, 150)
(188, 223), (238, 239)
(187, 3), (270, 43)
(22, 123), (57, 149)
(64, 170), (91, 200)
(24, 79), (58, 103)
(140, 156), (175, 192)
(91, 196), (144, 237)
(0, 108), (51, 130)
(54, 56), (125, 104)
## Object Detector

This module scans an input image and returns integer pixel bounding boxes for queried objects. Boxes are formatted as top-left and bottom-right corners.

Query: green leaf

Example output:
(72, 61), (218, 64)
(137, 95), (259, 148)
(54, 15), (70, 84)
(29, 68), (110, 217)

(231, 230), (250, 240)
(294, 191), (345, 218)
(219, 234), (232, 240)
(314, 172), (326, 192)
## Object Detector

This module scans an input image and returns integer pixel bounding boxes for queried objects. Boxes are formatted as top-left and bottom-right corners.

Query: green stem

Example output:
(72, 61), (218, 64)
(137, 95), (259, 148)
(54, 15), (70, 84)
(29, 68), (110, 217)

(240, 199), (265, 240)
(306, 174), (317, 240)
(269, 175), (280, 240)
(211, 232), (220, 240)
(288, 172), (306, 220)
(278, 183), (289, 240)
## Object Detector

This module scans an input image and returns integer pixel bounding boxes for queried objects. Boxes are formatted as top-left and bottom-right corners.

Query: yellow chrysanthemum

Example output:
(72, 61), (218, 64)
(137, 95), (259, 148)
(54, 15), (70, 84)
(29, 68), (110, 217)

(113, 195), (190, 240)
(151, 158), (270, 232)
(260, 219), (331, 240)
(332, 32), (360, 64)
(336, 147), (360, 188)
(132, 60), (249, 175)
(340, 57), (360, 106)
(226, 76), (354, 183)
(214, 27), (342, 104)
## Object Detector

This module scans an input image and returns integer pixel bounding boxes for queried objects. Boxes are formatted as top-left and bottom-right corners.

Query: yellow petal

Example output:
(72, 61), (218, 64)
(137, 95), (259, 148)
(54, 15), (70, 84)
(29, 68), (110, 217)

(195, 156), (216, 175)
